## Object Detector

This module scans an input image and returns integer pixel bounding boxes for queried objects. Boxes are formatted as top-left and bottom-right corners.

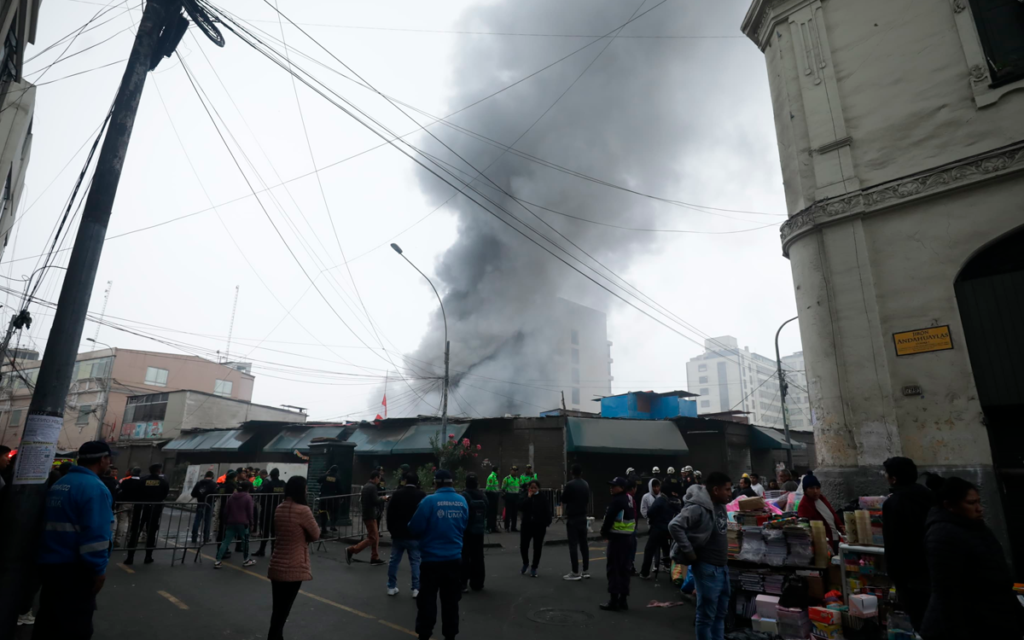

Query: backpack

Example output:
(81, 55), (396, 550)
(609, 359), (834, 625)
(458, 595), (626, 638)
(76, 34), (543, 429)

(463, 491), (487, 535)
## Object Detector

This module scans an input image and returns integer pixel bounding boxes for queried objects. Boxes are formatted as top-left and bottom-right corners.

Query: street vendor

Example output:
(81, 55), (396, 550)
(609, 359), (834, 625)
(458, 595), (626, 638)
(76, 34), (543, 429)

(796, 474), (844, 549)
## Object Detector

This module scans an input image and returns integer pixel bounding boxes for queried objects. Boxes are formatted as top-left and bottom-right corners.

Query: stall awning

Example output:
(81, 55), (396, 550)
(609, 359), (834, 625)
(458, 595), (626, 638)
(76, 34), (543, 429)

(208, 430), (257, 452)
(163, 430), (232, 452)
(347, 425), (411, 456)
(295, 426), (347, 451)
(750, 425), (806, 450)
(392, 423), (469, 455)
(566, 418), (688, 455)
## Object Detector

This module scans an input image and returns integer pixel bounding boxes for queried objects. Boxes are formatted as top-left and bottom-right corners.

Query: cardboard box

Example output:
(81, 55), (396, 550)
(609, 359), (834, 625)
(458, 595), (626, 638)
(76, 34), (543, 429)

(752, 617), (778, 634)
(809, 606), (841, 626)
(811, 622), (843, 639)
(755, 594), (780, 619)
(738, 496), (765, 511)
(849, 594), (878, 617)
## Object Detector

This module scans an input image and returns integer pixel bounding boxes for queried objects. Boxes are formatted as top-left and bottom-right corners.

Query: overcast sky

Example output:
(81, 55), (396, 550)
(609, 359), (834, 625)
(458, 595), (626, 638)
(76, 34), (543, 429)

(4, 0), (799, 421)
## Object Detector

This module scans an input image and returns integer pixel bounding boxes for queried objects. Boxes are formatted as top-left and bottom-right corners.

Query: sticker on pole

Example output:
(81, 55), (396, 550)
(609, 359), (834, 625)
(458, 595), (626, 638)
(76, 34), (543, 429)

(13, 414), (63, 485)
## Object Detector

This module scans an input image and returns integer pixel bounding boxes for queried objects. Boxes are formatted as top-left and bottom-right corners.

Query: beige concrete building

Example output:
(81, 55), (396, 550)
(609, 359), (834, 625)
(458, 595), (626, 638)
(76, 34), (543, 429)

(742, 0), (1024, 569)
(0, 348), (256, 451)
(0, 0), (41, 259)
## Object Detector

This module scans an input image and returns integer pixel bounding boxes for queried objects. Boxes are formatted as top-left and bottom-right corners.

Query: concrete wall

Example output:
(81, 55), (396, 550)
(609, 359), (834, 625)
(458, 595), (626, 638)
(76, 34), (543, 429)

(110, 349), (254, 402)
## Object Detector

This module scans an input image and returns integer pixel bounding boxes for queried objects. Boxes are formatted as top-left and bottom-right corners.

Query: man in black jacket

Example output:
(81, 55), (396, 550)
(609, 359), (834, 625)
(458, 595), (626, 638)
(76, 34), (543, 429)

(561, 464), (591, 581)
(639, 484), (672, 578)
(347, 470), (388, 566)
(599, 477), (636, 612)
(190, 470), (218, 544)
(386, 473), (426, 596)
(317, 465), (342, 533)
(126, 463), (169, 565)
(253, 468), (287, 557)
(882, 456), (934, 630)
(460, 473), (488, 592)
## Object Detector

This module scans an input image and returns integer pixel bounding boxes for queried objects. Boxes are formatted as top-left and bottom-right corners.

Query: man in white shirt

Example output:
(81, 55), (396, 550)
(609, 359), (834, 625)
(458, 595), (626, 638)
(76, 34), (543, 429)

(750, 473), (765, 497)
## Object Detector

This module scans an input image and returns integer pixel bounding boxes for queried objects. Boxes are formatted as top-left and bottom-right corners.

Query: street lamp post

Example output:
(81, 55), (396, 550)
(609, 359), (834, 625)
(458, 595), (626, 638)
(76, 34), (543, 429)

(775, 316), (799, 469)
(86, 338), (114, 442)
(390, 244), (449, 433)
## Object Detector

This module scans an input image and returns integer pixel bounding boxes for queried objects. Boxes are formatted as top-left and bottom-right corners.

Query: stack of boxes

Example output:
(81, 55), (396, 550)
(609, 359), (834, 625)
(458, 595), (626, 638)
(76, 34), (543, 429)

(810, 606), (842, 639)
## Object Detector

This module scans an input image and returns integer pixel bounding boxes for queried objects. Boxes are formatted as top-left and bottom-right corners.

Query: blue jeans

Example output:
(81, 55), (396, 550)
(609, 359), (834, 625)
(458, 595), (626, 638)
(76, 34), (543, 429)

(692, 562), (730, 640)
(191, 503), (212, 543)
(217, 524), (250, 562)
(388, 538), (421, 590)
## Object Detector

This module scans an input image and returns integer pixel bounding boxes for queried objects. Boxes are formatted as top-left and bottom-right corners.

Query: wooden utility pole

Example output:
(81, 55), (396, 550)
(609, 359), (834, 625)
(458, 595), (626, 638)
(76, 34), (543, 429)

(0, 0), (183, 630)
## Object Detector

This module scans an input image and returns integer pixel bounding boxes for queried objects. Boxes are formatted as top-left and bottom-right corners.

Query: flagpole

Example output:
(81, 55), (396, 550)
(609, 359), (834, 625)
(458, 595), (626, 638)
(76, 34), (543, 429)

(384, 371), (388, 419)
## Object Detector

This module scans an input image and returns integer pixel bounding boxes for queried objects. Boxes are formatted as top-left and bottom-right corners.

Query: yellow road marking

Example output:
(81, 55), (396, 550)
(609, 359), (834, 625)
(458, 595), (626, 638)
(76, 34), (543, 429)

(590, 556), (606, 561)
(157, 590), (189, 610)
(378, 619), (419, 637)
(116, 563), (135, 574)
(300, 590), (376, 619)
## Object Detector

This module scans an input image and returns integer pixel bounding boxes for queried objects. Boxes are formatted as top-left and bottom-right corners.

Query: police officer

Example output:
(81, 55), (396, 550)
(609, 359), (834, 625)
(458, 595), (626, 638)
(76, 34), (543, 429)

(318, 465), (342, 532)
(664, 467), (684, 508)
(398, 464), (411, 486)
(125, 463), (169, 565)
(502, 466), (521, 533)
(599, 476), (636, 612)
(253, 468), (287, 557)
(485, 465), (501, 533)
(519, 464), (537, 489)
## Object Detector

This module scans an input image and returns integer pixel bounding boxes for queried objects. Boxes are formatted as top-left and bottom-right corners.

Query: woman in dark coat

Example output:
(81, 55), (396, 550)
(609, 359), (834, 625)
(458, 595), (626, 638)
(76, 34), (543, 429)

(921, 477), (1023, 640)
(518, 480), (551, 578)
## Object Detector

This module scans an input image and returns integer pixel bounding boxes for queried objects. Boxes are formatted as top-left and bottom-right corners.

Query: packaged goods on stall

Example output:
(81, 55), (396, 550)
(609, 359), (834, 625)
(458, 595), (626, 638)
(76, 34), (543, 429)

(849, 594), (878, 617)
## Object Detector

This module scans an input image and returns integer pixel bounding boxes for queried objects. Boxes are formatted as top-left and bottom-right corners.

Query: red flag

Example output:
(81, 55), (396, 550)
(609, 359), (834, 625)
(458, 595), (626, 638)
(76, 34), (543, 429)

(374, 414), (384, 423)
(381, 392), (388, 419)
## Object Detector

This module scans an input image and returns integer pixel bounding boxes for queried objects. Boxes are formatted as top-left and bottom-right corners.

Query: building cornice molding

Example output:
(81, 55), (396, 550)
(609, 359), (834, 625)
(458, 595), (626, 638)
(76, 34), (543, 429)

(741, 0), (818, 50)
(780, 141), (1024, 255)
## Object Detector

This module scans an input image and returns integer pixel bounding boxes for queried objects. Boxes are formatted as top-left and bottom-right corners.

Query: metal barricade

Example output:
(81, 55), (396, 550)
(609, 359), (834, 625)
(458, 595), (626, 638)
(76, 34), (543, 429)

(312, 493), (390, 548)
(111, 501), (203, 566)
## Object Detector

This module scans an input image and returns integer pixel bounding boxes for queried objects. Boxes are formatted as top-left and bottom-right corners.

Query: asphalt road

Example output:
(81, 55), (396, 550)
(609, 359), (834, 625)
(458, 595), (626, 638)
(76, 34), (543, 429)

(16, 535), (697, 640)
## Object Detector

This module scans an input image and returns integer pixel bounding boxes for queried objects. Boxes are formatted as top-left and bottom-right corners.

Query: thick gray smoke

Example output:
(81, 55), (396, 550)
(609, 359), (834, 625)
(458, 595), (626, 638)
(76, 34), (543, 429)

(390, 1), (749, 417)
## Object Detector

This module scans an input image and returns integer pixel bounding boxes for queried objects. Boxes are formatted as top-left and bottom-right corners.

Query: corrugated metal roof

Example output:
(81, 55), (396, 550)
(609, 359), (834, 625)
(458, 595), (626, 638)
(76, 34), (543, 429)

(566, 418), (688, 454)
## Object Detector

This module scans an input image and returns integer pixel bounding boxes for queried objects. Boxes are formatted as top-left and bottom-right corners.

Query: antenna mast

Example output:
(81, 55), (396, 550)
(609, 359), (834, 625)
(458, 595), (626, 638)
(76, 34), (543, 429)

(225, 285), (239, 362)
(93, 280), (113, 342)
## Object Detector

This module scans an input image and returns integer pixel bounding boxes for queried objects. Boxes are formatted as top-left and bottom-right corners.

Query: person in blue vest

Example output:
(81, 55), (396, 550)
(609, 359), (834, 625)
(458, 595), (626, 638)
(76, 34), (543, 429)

(408, 469), (468, 640)
(34, 441), (116, 639)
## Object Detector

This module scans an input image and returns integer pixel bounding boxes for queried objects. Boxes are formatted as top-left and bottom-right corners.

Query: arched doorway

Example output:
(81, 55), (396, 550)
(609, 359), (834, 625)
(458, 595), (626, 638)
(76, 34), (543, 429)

(955, 225), (1024, 577)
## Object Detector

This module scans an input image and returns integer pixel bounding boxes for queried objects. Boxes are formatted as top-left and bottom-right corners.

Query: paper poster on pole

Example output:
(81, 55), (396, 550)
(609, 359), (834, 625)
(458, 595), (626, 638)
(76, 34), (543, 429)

(13, 414), (64, 485)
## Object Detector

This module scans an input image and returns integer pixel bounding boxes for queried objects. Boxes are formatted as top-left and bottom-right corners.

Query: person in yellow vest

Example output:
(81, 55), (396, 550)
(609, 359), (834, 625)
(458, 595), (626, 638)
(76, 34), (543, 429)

(502, 466), (521, 532)
(599, 476), (636, 611)
(485, 466), (501, 534)
(518, 464), (538, 494)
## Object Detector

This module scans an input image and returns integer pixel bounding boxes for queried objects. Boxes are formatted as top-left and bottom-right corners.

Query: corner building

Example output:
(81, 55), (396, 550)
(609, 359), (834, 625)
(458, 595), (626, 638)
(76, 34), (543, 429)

(741, 0), (1024, 571)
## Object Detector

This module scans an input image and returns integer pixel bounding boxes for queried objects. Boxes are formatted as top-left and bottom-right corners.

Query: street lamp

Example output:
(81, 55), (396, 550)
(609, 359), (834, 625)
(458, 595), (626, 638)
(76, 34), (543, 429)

(86, 338), (114, 442)
(774, 317), (799, 469)
(390, 243), (449, 432)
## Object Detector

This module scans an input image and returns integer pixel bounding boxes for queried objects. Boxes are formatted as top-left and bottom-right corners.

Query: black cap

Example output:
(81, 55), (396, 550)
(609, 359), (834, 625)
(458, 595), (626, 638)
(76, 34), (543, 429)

(78, 441), (115, 461)
(434, 469), (453, 483)
(608, 476), (628, 488)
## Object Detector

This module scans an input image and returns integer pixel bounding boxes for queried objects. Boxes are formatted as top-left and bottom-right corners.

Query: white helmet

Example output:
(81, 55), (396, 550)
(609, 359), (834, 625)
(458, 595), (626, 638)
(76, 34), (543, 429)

(684, 465), (693, 473)
(667, 467), (676, 475)
(626, 467), (635, 475)
(694, 470), (703, 479)
(652, 466), (661, 474)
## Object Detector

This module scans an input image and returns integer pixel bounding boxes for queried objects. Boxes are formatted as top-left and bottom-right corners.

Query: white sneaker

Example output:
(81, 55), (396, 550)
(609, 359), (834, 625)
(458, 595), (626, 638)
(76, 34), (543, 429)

(17, 612), (35, 626)
(582, 570), (591, 579)
(411, 589), (420, 598)
(243, 559), (257, 567)
(563, 572), (582, 581)
(387, 587), (399, 596)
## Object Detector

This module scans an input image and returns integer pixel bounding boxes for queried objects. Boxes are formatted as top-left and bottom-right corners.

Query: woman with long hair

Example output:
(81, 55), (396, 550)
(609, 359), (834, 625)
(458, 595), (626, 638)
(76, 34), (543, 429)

(921, 477), (1023, 640)
(519, 479), (551, 578)
(267, 476), (319, 640)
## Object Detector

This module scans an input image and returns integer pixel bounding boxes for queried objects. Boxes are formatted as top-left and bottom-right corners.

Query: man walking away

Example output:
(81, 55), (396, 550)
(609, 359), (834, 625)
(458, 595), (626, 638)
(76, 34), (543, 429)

(317, 465), (342, 533)
(669, 472), (732, 640)
(640, 479), (672, 578)
(191, 471), (218, 545)
(502, 466), (521, 532)
(882, 456), (934, 631)
(117, 467), (143, 550)
(485, 465), (500, 533)
(125, 463), (169, 565)
(599, 476), (636, 612)
(34, 441), (115, 640)
(409, 469), (468, 640)
(387, 472), (427, 596)
(215, 481), (257, 568)
(347, 470), (388, 566)
(461, 473), (487, 591)
(562, 464), (591, 581)
(254, 468), (287, 557)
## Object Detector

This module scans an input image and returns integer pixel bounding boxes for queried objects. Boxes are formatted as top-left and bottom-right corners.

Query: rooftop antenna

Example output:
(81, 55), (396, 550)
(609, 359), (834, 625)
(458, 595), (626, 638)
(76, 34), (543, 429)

(225, 285), (239, 363)
(93, 280), (112, 343)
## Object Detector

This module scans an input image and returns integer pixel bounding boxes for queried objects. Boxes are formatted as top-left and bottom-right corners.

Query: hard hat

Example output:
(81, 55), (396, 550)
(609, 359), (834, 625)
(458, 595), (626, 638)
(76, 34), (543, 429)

(626, 467), (635, 474)
(652, 466), (661, 474)
(694, 470), (702, 478)
(684, 465), (693, 473)
(742, 473), (750, 479)
(667, 467), (676, 474)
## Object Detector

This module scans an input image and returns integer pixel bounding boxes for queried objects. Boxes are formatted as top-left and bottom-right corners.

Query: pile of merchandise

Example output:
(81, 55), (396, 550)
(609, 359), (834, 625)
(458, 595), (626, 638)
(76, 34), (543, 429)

(784, 524), (814, 566)
(727, 522), (742, 559)
(739, 571), (765, 593)
(737, 525), (766, 563)
(763, 527), (788, 566)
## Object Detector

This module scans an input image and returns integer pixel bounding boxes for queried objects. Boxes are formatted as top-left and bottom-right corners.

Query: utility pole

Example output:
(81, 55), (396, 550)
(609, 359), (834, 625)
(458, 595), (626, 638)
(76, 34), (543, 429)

(775, 316), (799, 470)
(0, 0), (183, 630)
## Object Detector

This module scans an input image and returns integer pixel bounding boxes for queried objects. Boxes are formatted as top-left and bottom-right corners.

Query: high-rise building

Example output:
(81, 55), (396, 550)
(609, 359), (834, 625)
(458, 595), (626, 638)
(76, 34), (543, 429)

(685, 336), (810, 431)
(551, 298), (613, 411)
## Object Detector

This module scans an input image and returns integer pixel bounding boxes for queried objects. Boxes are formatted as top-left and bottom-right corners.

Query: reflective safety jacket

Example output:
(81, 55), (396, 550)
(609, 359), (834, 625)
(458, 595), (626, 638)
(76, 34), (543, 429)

(485, 472), (499, 492)
(38, 466), (114, 575)
(501, 475), (520, 494)
(518, 473), (538, 489)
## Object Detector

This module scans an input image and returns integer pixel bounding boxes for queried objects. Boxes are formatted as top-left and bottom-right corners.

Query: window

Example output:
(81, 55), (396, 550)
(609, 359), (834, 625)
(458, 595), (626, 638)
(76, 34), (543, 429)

(571, 348), (579, 365)
(76, 405), (92, 425)
(124, 393), (168, 422)
(698, 364), (707, 372)
(570, 329), (579, 346)
(699, 388), (709, 396)
(214, 379), (233, 398)
(9, 408), (21, 427)
(145, 367), (168, 387)
(571, 368), (580, 384)
(700, 400), (711, 408)
(968, 0), (1024, 85)
(698, 376), (708, 384)
(571, 387), (580, 405)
